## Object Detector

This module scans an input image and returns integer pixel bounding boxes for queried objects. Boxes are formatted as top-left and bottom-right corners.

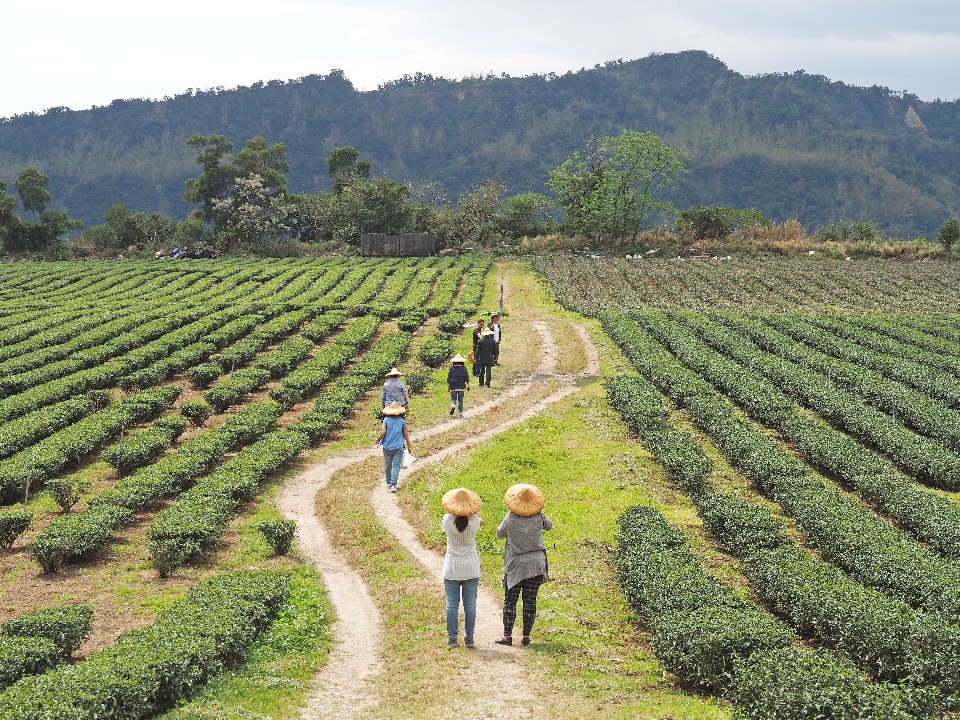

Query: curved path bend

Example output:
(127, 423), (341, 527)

(276, 319), (601, 720)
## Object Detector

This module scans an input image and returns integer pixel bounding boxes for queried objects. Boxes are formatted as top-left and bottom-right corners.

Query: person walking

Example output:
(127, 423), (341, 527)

(495, 483), (552, 647)
(381, 367), (409, 410)
(471, 319), (486, 379)
(474, 328), (496, 388)
(375, 402), (412, 493)
(488, 313), (502, 365)
(441, 487), (483, 648)
(447, 354), (470, 417)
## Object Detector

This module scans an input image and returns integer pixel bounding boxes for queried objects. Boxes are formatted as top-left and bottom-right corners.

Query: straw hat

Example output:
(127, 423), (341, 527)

(480, 328), (495, 337)
(504, 483), (545, 516)
(385, 367), (404, 377)
(382, 401), (407, 416)
(450, 353), (467, 364)
(442, 487), (482, 516)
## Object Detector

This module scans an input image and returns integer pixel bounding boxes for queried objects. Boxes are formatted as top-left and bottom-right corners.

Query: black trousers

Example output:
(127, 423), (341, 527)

(476, 363), (492, 386)
(503, 575), (545, 636)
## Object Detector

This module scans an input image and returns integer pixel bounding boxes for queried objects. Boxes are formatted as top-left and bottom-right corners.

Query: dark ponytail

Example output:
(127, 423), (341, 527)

(454, 515), (469, 532)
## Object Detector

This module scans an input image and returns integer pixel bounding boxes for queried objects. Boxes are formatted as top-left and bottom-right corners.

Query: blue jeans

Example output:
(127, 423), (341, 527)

(445, 577), (479, 640)
(383, 446), (403, 487)
(450, 390), (465, 414)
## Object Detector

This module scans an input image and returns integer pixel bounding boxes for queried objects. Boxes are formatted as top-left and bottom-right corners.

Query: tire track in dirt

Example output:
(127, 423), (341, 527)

(276, 320), (599, 719)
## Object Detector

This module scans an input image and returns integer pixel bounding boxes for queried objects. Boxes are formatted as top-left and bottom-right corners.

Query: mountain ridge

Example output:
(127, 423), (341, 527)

(1, 50), (956, 238)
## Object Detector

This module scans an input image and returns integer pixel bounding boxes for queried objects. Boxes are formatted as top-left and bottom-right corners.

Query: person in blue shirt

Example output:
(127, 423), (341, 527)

(375, 402), (412, 493)
(381, 367), (409, 409)
(447, 354), (470, 418)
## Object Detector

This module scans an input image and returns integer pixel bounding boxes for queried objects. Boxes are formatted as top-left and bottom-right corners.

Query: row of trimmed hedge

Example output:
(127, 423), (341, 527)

(100, 416), (188, 476)
(0, 604), (92, 690)
(762, 313), (960, 408)
(30, 401), (282, 572)
(149, 328), (413, 574)
(616, 505), (941, 719)
(0, 391), (110, 461)
(603, 316), (960, 692)
(674, 312), (960, 489)
(694, 312), (960, 558)
(715, 313), (960, 452)
(607, 375), (947, 717)
(0, 386), (180, 504)
(629, 312), (960, 618)
(0, 569), (289, 720)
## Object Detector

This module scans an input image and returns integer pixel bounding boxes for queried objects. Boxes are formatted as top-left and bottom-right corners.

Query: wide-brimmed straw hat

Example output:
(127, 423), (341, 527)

(504, 483), (545, 516)
(442, 487), (482, 516)
(480, 328), (495, 337)
(384, 367), (404, 377)
(382, 401), (407, 416)
(450, 354), (467, 364)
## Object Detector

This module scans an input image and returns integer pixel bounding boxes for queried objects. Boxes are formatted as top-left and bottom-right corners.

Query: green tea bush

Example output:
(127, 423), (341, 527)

(1, 605), (93, 655)
(254, 519), (296, 555)
(179, 399), (211, 427)
(0, 638), (59, 690)
(732, 647), (944, 720)
(418, 336), (454, 368)
(0, 510), (32, 548)
(404, 366), (432, 394)
(437, 310), (468, 333)
(0, 570), (289, 719)
(185, 362), (222, 389)
(397, 309), (428, 332)
(44, 477), (91, 513)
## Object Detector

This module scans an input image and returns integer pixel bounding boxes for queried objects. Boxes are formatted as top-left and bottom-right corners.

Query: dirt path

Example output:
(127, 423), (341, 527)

(276, 318), (600, 720)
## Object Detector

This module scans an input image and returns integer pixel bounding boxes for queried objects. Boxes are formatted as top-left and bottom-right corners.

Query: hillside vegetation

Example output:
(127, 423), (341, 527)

(0, 51), (957, 237)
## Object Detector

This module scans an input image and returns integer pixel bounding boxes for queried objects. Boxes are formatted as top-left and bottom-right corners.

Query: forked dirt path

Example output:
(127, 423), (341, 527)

(276, 318), (600, 720)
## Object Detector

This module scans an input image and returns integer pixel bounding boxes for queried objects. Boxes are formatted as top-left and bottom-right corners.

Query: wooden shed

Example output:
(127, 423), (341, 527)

(361, 233), (437, 257)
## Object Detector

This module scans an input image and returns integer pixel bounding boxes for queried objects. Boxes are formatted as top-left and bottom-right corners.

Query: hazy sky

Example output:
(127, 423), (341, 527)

(3, 0), (958, 118)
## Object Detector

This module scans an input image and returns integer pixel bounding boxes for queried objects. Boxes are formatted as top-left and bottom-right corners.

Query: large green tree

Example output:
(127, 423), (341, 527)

(2, 168), (82, 254)
(548, 130), (689, 243)
(183, 134), (290, 247)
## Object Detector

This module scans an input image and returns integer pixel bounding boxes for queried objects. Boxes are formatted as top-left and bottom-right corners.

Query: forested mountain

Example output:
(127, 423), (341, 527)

(1, 50), (957, 238)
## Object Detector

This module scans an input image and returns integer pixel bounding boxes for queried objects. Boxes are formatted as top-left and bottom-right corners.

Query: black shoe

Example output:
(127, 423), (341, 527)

(521, 636), (530, 646)
(449, 407), (454, 416)
(495, 637), (513, 646)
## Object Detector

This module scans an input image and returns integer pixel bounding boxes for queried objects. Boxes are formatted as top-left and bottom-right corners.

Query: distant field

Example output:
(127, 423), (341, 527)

(531, 254), (960, 314)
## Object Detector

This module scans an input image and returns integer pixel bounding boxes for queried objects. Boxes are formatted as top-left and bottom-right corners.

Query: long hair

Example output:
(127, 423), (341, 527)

(454, 515), (469, 532)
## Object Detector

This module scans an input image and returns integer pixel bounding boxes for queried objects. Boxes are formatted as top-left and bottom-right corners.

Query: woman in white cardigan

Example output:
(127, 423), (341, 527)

(441, 487), (483, 648)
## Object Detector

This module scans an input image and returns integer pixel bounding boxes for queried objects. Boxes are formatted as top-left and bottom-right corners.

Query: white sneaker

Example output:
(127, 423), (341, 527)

(389, 485), (398, 493)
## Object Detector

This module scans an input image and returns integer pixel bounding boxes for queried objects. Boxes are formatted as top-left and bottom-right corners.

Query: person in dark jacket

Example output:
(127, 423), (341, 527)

(471, 319), (486, 378)
(447, 354), (471, 417)
(474, 329), (496, 388)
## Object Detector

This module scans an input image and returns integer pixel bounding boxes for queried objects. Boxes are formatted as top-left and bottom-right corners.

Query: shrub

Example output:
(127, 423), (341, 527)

(0, 510), (32, 548)
(0, 570), (290, 720)
(404, 366), (432, 394)
(45, 478), (91, 513)
(418, 335), (454, 368)
(437, 310), (467, 333)
(732, 647), (945, 720)
(180, 399), (211, 427)
(1, 604), (93, 655)
(397, 309), (428, 332)
(185, 362), (222, 389)
(937, 218), (960, 253)
(255, 519), (296, 555)
(675, 205), (768, 240)
(0, 638), (60, 690)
